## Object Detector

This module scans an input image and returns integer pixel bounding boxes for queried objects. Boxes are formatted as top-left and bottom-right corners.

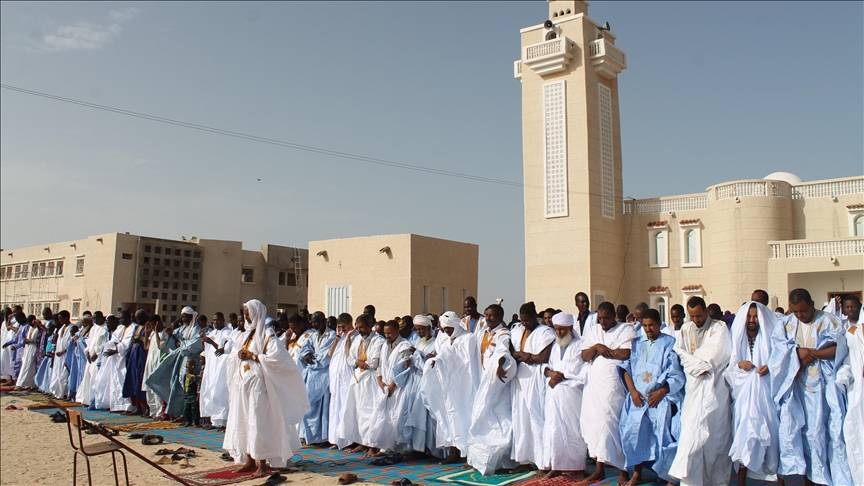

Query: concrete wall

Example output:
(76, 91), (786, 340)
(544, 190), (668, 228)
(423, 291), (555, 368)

(410, 235), (479, 315)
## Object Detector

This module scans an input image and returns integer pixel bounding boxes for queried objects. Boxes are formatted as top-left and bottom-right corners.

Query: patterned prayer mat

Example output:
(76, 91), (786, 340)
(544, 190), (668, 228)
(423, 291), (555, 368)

(31, 405), (162, 428)
(163, 465), (257, 486)
(438, 469), (536, 485)
(1, 390), (63, 403)
(512, 468), (808, 486)
(146, 426), (227, 452)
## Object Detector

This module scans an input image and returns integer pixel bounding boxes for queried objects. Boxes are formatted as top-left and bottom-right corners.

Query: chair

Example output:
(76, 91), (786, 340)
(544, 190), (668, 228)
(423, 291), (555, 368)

(65, 409), (130, 486)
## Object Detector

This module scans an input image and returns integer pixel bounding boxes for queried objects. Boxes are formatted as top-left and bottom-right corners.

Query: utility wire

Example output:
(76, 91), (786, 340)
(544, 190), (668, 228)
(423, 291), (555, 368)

(1, 83), (633, 201)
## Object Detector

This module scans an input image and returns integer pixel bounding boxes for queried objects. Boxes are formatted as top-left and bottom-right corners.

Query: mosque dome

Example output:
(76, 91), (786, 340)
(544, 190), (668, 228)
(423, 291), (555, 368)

(763, 172), (803, 185)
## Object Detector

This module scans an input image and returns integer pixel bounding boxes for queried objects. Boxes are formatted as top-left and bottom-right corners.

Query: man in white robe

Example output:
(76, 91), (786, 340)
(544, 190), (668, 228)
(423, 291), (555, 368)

(78, 312), (108, 406)
(669, 304), (686, 343)
(286, 314), (313, 371)
(223, 299), (309, 478)
(468, 304), (517, 474)
(510, 302), (556, 470)
(725, 302), (780, 485)
(339, 313), (385, 454)
(422, 311), (479, 463)
(368, 320), (413, 453)
(200, 312), (233, 429)
(328, 313), (358, 450)
(401, 315), (440, 456)
(837, 305), (864, 485)
(461, 297), (486, 333)
(142, 315), (167, 419)
(48, 310), (74, 399)
(92, 315), (135, 412)
(0, 307), (21, 383)
(669, 297), (733, 486)
(540, 312), (589, 479)
(579, 302), (637, 484)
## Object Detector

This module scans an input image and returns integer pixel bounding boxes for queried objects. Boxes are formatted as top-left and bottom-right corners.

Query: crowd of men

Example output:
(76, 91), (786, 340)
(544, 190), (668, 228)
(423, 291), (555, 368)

(1, 288), (861, 486)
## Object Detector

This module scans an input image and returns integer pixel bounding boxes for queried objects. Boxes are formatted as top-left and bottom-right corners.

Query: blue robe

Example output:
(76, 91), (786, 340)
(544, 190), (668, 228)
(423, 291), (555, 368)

(396, 336), (440, 455)
(618, 333), (685, 482)
(769, 310), (852, 485)
(144, 323), (202, 417)
(35, 334), (55, 392)
(122, 324), (148, 403)
(65, 329), (89, 399)
(299, 329), (336, 444)
(11, 324), (29, 379)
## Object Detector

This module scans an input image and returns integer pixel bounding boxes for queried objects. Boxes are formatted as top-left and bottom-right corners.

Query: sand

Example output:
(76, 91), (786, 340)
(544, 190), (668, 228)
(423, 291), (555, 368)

(0, 395), (382, 486)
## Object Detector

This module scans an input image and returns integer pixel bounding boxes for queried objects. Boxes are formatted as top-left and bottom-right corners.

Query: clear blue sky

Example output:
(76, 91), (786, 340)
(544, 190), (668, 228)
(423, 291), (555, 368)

(2, 1), (862, 314)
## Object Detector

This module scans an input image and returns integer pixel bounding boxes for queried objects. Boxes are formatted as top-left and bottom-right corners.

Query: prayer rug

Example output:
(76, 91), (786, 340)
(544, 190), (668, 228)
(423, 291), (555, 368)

(32, 406), (155, 427)
(1, 391), (58, 403)
(286, 446), (467, 484)
(438, 469), (536, 485)
(144, 426), (227, 452)
(513, 470), (808, 486)
(162, 465), (256, 486)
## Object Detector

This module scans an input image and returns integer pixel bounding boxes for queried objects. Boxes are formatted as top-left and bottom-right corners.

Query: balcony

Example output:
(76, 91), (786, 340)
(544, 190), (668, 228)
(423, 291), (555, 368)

(588, 38), (627, 79)
(514, 60), (522, 80)
(522, 37), (577, 76)
(770, 238), (864, 259)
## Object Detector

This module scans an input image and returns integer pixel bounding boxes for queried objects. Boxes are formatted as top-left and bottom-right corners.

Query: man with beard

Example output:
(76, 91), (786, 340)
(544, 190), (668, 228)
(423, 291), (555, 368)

(341, 313), (385, 455)
(299, 311), (336, 446)
(199, 312), (233, 429)
(329, 313), (358, 450)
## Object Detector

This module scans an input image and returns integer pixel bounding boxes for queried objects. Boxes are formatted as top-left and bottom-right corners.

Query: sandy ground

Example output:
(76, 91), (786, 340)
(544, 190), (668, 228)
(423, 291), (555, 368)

(0, 395), (382, 486)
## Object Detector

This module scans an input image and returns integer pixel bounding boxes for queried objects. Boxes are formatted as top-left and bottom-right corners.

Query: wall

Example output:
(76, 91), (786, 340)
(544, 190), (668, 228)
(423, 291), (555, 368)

(410, 235), (479, 315)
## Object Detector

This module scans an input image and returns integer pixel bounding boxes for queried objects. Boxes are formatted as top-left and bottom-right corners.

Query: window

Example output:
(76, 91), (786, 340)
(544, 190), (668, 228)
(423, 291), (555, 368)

(441, 287), (449, 314)
(71, 302), (81, 319)
(191, 295), (197, 302)
(39, 262), (46, 277)
(75, 258), (85, 275)
(162, 292), (168, 300)
(173, 282), (179, 290)
(182, 283), (188, 290)
(656, 297), (667, 324)
(143, 269), (149, 276)
(164, 259), (170, 267)
(153, 269), (159, 277)
(182, 294), (188, 301)
(171, 305), (177, 312)
(191, 284), (198, 291)
(172, 293), (178, 300)
(142, 280), (149, 287)
(163, 282), (169, 289)
(122, 253), (133, 260)
(183, 272), (189, 279)
(32, 263), (38, 276)
(143, 257), (150, 264)
(162, 304), (167, 311)
(174, 260), (180, 267)
(151, 292), (158, 299)
(193, 262), (199, 269)
(183, 261), (189, 268)
(47, 261), (55, 276)
(192, 273), (199, 280)
(184, 250), (191, 257)
(279, 271), (296, 286)
(155, 247), (162, 254)
(174, 249), (181, 256)
(152, 281), (158, 288)
(649, 229), (668, 268)
(242, 268), (255, 283)
(422, 285), (431, 314)
(154, 258), (160, 265)
(56, 261), (63, 276)
(194, 251), (201, 258)
(173, 271), (179, 278)
(144, 245), (151, 253)
(855, 215), (864, 237)
(680, 223), (703, 267)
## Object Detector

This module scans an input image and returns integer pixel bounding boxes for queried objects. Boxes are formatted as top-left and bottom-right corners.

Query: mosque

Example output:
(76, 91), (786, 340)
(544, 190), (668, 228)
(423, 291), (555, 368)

(516, 0), (863, 320)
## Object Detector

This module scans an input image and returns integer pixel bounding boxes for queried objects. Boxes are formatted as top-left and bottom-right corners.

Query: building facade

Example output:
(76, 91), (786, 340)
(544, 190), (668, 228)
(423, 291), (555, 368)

(0, 233), (308, 322)
(307, 234), (479, 320)
(516, 1), (863, 319)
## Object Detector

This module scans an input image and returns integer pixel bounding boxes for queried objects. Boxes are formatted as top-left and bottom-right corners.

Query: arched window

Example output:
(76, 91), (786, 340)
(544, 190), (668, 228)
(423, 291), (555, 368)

(545, 31), (557, 41)
(654, 231), (667, 267)
(684, 229), (698, 264)
(656, 297), (667, 324)
(855, 214), (864, 236)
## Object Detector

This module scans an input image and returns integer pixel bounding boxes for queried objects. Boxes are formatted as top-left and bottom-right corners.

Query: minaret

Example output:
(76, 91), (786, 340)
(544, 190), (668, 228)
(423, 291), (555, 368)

(515, 0), (627, 309)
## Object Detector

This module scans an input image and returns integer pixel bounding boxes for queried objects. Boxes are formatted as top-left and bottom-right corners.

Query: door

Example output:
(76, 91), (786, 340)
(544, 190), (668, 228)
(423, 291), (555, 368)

(326, 285), (350, 317)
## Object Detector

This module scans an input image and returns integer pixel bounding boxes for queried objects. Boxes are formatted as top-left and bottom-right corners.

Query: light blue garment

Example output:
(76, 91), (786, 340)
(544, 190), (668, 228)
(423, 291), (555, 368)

(65, 330), (89, 399)
(394, 337), (440, 455)
(144, 323), (202, 417)
(618, 333), (684, 482)
(299, 328), (336, 444)
(769, 310), (852, 485)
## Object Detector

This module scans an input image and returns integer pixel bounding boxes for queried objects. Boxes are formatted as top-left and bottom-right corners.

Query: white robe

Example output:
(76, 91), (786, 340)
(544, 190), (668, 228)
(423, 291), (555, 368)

(49, 324), (73, 398)
(724, 302), (779, 481)
(200, 327), (234, 426)
(223, 303), (310, 466)
(77, 324), (108, 405)
(0, 319), (19, 378)
(510, 324), (556, 466)
(468, 325), (517, 474)
(368, 337), (412, 451)
(837, 319), (864, 485)
(339, 332), (385, 447)
(142, 329), (166, 417)
(16, 325), (41, 388)
(669, 318), (733, 486)
(92, 324), (134, 412)
(578, 322), (636, 469)
(287, 329), (313, 369)
(541, 336), (589, 471)
(329, 330), (358, 449)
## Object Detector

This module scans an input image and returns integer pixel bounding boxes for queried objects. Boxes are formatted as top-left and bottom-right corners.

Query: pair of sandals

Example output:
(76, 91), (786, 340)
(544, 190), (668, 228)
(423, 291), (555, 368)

(155, 456), (194, 468)
(259, 473), (287, 486)
(370, 455), (403, 467)
(129, 433), (164, 445)
(155, 447), (195, 457)
(49, 411), (67, 423)
(338, 473), (358, 485)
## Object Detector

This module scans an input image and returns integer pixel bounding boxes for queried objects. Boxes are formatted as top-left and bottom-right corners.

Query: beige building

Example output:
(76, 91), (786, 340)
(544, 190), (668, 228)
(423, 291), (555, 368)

(0, 233), (308, 322)
(307, 234), (479, 320)
(516, 1), (863, 320)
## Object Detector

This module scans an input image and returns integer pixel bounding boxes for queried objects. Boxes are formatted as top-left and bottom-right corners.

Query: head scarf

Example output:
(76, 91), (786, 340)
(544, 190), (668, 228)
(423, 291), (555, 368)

(729, 301), (776, 367)
(399, 317), (412, 331)
(413, 315), (433, 327)
(244, 299), (270, 354)
(551, 312), (574, 327)
(439, 311), (466, 339)
(180, 306), (198, 326)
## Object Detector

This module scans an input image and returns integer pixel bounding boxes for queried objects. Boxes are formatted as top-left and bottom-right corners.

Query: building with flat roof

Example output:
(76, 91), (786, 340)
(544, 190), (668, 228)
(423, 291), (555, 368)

(0, 233), (308, 322)
(307, 234), (479, 320)
(516, 1), (863, 319)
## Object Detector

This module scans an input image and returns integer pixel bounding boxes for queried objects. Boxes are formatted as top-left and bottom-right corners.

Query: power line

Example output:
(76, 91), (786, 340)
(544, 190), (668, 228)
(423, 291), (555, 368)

(0, 83), (631, 201)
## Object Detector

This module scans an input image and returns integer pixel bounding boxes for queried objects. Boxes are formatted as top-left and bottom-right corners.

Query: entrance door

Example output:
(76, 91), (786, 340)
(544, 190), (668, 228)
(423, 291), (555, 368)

(327, 285), (350, 317)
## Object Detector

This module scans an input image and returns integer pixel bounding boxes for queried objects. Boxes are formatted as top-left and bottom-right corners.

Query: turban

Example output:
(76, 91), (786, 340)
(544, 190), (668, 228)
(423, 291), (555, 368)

(413, 314), (433, 327)
(439, 311), (460, 329)
(551, 312), (574, 327)
(180, 306), (199, 326)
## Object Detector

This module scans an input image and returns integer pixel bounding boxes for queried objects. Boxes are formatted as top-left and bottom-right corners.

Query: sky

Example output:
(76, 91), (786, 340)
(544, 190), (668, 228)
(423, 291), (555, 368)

(2, 1), (862, 314)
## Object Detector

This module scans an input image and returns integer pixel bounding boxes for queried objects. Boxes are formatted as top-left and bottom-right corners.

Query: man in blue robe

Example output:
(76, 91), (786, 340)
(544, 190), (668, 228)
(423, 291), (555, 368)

(619, 308), (685, 486)
(145, 306), (202, 419)
(122, 310), (149, 415)
(299, 311), (336, 445)
(769, 288), (852, 486)
(65, 313), (93, 399)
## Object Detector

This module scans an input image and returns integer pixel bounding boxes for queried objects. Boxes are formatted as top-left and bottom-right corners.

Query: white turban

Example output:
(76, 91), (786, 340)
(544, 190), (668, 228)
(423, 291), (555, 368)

(181, 306), (198, 324)
(244, 299), (270, 354)
(413, 314), (433, 327)
(552, 312), (574, 327)
(439, 311), (460, 329)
